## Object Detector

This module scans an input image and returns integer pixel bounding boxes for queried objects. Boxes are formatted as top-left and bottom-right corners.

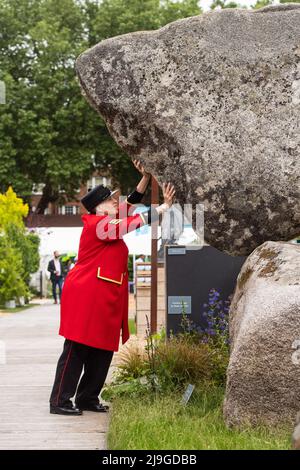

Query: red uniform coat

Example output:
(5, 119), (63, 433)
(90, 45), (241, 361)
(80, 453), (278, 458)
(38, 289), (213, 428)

(59, 200), (147, 351)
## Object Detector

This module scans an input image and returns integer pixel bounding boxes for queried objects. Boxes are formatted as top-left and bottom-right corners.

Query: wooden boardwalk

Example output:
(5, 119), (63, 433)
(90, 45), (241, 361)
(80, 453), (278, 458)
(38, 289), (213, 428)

(0, 301), (110, 450)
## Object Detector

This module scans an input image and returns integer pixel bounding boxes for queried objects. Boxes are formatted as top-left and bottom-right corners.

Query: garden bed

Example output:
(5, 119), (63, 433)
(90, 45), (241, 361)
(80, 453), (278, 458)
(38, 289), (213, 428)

(104, 292), (292, 450)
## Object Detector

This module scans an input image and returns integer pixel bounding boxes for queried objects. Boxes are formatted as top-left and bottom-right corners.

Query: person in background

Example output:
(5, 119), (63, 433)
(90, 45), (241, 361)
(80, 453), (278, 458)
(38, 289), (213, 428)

(66, 258), (75, 274)
(47, 251), (64, 304)
(135, 254), (149, 287)
(136, 254), (146, 264)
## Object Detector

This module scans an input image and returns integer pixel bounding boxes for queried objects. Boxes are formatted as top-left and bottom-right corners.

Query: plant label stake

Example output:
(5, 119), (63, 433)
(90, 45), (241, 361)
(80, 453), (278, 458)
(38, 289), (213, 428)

(181, 384), (195, 406)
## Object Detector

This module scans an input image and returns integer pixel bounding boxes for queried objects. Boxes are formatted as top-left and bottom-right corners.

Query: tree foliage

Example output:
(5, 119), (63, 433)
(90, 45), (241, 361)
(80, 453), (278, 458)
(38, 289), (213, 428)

(210, 0), (240, 9)
(0, 0), (202, 211)
(1, 0), (289, 210)
(250, 0), (271, 9)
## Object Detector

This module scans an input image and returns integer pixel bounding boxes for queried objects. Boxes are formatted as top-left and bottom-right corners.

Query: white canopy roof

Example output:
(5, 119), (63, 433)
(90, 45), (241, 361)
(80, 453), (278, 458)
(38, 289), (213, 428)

(29, 206), (198, 257)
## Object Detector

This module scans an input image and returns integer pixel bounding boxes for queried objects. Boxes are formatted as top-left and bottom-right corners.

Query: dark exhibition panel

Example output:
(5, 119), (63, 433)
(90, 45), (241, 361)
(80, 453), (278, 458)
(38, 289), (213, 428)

(165, 245), (247, 336)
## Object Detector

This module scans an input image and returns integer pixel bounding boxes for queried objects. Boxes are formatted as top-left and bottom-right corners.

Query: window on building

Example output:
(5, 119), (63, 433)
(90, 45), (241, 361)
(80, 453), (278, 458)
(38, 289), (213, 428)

(58, 185), (81, 193)
(65, 206), (74, 215)
(58, 205), (79, 215)
(87, 176), (111, 191)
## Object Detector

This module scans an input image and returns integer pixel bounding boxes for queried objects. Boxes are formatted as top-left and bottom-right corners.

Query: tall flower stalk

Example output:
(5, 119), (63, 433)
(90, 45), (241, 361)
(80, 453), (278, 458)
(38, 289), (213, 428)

(145, 314), (157, 392)
(200, 288), (230, 347)
(178, 289), (231, 348)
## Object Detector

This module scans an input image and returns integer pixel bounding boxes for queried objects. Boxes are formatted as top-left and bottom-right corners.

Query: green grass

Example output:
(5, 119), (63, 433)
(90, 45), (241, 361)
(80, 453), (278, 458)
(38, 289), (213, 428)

(0, 303), (39, 313)
(128, 319), (136, 334)
(107, 387), (292, 450)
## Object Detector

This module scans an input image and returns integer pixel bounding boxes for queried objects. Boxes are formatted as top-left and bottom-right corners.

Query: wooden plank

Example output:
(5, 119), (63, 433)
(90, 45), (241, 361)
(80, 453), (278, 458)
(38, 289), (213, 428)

(150, 176), (159, 333)
(0, 302), (110, 450)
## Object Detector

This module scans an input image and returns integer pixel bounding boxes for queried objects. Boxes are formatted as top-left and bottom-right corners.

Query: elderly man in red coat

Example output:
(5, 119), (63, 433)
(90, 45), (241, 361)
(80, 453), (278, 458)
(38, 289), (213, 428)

(49, 160), (175, 415)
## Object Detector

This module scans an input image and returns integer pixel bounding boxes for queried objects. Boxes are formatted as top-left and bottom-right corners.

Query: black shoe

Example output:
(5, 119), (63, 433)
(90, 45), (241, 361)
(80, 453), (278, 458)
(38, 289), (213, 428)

(75, 403), (109, 412)
(50, 404), (82, 415)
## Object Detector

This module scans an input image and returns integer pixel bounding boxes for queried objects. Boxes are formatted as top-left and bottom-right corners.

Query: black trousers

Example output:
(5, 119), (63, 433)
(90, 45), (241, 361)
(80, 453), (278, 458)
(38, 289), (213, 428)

(51, 276), (63, 302)
(49, 339), (114, 408)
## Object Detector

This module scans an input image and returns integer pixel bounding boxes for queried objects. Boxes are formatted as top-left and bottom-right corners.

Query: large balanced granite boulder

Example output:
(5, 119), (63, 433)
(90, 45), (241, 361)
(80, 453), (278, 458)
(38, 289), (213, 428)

(223, 241), (300, 427)
(75, 4), (300, 256)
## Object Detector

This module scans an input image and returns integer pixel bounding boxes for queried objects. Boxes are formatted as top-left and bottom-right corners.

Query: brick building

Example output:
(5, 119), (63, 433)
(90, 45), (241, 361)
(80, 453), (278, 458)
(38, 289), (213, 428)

(26, 172), (112, 228)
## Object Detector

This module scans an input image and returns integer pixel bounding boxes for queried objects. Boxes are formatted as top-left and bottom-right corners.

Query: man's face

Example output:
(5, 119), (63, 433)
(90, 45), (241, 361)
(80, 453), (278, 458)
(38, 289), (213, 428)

(54, 251), (59, 258)
(96, 190), (121, 216)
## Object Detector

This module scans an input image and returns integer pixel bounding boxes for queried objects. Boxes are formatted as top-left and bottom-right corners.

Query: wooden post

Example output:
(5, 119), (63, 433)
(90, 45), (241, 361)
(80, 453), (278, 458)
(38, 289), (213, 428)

(150, 176), (159, 334)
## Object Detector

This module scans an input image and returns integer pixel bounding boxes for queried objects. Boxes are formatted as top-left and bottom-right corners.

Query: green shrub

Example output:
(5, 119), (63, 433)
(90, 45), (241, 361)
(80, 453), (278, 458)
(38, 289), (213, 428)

(6, 222), (40, 286)
(113, 345), (149, 384)
(0, 187), (40, 297)
(127, 255), (133, 282)
(0, 235), (28, 303)
(154, 337), (214, 391)
(112, 335), (229, 396)
(112, 289), (231, 397)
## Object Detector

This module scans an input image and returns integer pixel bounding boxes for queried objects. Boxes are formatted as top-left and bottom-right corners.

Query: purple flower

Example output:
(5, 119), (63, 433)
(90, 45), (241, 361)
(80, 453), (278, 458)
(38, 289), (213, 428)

(199, 288), (230, 346)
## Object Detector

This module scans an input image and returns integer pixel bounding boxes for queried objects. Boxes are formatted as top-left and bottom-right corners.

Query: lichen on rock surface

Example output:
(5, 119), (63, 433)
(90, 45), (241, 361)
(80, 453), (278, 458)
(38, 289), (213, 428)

(224, 241), (300, 427)
(76, 4), (300, 256)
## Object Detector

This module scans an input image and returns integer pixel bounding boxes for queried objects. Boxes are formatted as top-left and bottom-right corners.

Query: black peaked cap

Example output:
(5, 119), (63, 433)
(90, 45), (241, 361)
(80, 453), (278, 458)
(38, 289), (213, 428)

(80, 184), (112, 212)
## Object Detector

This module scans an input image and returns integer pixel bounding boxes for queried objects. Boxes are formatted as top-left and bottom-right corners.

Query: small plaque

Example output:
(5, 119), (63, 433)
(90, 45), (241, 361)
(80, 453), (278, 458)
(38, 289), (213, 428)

(168, 247), (186, 255)
(181, 384), (195, 405)
(168, 296), (191, 314)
